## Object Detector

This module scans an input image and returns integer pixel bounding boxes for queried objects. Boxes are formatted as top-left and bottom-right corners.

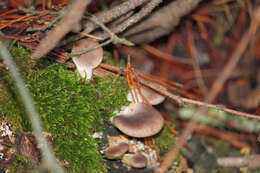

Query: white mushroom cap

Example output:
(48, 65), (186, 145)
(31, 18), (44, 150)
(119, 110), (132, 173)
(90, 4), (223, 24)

(104, 142), (129, 159)
(111, 103), (164, 138)
(72, 39), (103, 80)
(122, 153), (147, 168)
(127, 87), (165, 105)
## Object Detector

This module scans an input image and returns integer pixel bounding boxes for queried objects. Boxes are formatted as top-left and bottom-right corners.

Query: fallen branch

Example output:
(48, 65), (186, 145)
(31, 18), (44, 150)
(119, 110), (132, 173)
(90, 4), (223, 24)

(32, 0), (91, 58)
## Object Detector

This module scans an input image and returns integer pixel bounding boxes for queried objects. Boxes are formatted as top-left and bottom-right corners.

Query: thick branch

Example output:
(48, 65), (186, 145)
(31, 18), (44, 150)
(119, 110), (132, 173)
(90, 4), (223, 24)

(124, 0), (202, 43)
(83, 0), (149, 34)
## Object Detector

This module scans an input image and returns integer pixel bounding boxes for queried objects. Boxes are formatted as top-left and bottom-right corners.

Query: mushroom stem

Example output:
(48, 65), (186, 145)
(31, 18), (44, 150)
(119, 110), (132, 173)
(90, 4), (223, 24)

(76, 66), (93, 80)
(72, 39), (103, 80)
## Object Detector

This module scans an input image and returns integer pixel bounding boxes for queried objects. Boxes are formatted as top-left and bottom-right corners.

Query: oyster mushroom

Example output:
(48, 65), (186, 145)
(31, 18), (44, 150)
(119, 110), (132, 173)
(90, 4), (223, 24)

(127, 87), (165, 105)
(72, 39), (103, 80)
(104, 142), (129, 159)
(122, 153), (147, 168)
(111, 103), (164, 138)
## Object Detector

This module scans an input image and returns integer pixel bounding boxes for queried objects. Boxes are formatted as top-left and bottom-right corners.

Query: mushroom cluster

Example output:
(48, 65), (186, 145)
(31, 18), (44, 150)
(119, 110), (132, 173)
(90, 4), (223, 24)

(103, 135), (159, 169)
(72, 39), (103, 80)
(105, 86), (165, 169)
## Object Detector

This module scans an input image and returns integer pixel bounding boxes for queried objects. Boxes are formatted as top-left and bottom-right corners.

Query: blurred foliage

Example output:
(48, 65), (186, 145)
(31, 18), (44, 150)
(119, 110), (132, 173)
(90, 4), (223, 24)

(172, 106), (260, 132)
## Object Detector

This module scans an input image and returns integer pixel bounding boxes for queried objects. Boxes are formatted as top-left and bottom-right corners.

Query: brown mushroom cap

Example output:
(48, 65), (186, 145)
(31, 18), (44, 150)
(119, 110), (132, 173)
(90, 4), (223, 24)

(123, 153), (147, 168)
(72, 39), (103, 79)
(104, 142), (129, 159)
(127, 87), (165, 105)
(112, 103), (164, 138)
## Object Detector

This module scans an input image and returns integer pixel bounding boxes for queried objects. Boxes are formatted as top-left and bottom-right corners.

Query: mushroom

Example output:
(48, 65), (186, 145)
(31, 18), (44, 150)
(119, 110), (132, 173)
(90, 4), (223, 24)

(111, 103), (164, 138)
(72, 39), (103, 80)
(127, 87), (165, 105)
(104, 142), (129, 159)
(122, 153), (147, 168)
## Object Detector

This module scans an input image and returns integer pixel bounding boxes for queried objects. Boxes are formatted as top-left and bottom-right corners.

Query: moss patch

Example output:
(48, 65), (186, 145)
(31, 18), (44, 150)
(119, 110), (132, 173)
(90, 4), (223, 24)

(0, 44), (129, 172)
(155, 122), (177, 153)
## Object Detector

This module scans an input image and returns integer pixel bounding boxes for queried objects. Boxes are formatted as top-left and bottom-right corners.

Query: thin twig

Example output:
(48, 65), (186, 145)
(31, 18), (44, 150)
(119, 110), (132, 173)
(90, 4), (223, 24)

(186, 25), (208, 94)
(18, 7), (48, 15)
(86, 15), (134, 46)
(67, 15), (133, 59)
(158, 7), (260, 173)
(137, 74), (260, 120)
(0, 42), (65, 173)
(26, 15), (62, 32)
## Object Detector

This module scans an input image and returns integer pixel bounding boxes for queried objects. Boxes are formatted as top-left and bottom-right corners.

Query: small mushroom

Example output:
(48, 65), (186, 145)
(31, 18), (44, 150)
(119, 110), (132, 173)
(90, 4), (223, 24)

(111, 103), (164, 138)
(122, 153), (147, 168)
(107, 135), (129, 147)
(127, 87), (165, 105)
(104, 142), (129, 159)
(72, 39), (103, 80)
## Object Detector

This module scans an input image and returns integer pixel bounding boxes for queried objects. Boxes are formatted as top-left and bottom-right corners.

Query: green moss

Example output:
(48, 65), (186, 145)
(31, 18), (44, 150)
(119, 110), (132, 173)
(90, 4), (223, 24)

(0, 44), (129, 172)
(154, 121), (181, 171)
(154, 121), (177, 153)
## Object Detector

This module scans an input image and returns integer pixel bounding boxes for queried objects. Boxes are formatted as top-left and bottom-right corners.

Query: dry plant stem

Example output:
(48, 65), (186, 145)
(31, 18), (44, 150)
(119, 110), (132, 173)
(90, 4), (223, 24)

(158, 10), (260, 173)
(97, 0), (163, 40)
(0, 42), (65, 173)
(176, 121), (251, 148)
(27, 15), (62, 32)
(18, 7), (49, 15)
(217, 155), (260, 169)
(186, 26), (208, 94)
(83, 0), (149, 34)
(138, 75), (260, 120)
(141, 44), (192, 65)
(32, 0), (91, 58)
